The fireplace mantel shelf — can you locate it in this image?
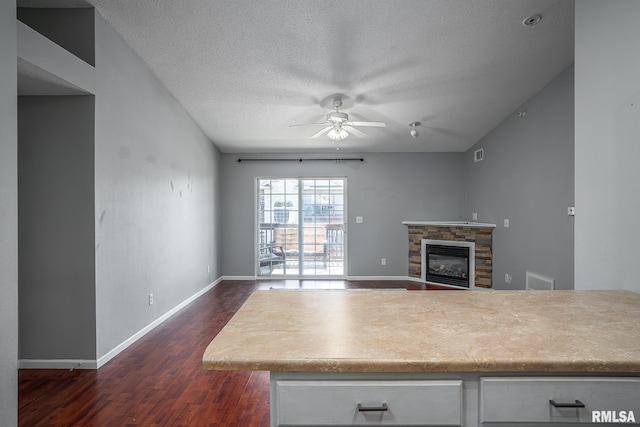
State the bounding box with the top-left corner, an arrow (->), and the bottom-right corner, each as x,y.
402,220 -> 496,228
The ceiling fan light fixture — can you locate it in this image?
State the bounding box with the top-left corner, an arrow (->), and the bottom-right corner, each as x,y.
292,95 -> 385,142
327,127 -> 349,141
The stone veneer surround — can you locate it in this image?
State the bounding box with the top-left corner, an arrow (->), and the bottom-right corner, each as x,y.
408,225 -> 493,288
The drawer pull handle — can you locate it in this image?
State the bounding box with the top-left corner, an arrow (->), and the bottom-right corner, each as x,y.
549,399 -> 585,408
357,403 -> 388,412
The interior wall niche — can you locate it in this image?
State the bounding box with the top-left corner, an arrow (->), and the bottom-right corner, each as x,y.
17,7 -> 95,66
18,95 -> 97,362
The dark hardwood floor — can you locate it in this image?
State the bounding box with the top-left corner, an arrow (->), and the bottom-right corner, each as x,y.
18,279 -> 450,426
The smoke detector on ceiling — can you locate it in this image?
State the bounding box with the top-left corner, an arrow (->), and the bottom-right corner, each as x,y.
523,14 -> 542,27
409,121 -> 420,138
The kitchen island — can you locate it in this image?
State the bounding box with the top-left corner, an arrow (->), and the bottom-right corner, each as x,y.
203,290 -> 640,426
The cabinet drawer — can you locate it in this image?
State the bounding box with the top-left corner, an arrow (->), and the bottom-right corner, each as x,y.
480,377 -> 640,424
274,380 -> 462,426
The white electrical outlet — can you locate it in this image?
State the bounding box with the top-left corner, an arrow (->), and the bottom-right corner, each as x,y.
356,216 -> 364,223
568,207 -> 575,216
505,274 -> 512,283
381,258 -> 386,266
149,293 -> 154,305
504,218 -> 510,228
472,213 -> 478,221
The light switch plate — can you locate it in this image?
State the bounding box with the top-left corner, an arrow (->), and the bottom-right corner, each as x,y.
355,216 -> 363,223
504,219 -> 510,228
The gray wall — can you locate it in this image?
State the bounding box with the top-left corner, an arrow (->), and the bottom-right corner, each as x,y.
18,96 -> 97,361
465,66 -> 575,290
94,12 -> 221,359
0,1 -> 18,424
575,1 -> 640,292
221,152 -> 465,277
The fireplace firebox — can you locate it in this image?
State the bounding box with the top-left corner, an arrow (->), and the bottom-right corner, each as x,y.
421,239 -> 475,289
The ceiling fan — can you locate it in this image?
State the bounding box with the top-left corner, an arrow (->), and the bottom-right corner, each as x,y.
291,98 -> 386,142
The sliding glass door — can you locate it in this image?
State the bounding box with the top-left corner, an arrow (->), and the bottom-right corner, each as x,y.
257,177 -> 346,277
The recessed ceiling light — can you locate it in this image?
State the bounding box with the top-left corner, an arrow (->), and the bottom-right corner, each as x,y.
523,14 -> 542,27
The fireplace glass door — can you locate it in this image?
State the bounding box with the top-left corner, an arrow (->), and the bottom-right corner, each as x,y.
426,244 -> 470,288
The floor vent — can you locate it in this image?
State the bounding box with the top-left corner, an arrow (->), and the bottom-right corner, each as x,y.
526,271 -> 555,290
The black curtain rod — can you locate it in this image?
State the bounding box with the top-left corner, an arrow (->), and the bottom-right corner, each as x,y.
237,158 -> 364,163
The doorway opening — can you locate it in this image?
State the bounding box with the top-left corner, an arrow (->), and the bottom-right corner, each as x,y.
257,178 -> 346,277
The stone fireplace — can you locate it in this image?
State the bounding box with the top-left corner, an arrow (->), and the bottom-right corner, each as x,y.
403,221 -> 495,289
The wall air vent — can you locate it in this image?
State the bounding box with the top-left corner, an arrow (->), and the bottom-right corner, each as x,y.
474,148 -> 484,163
526,271 -> 555,290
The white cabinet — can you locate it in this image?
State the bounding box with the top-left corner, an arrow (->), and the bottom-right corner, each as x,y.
480,377 -> 640,425
270,373 -> 640,427
273,379 -> 462,426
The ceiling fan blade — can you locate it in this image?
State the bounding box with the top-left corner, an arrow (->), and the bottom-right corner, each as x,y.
289,123 -> 329,127
310,126 -> 333,138
343,126 -> 367,137
348,121 -> 386,128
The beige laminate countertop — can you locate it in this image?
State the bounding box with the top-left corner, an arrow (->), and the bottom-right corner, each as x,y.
202,289 -> 640,373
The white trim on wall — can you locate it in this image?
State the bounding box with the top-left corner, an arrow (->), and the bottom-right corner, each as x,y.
19,359 -> 98,370
221,275 -> 258,281
223,275 -> 421,282
347,276 -> 418,281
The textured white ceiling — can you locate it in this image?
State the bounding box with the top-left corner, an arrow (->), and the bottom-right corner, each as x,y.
21,0 -> 575,153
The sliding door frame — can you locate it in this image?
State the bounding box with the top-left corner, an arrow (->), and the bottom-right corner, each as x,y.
255,176 -> 347,278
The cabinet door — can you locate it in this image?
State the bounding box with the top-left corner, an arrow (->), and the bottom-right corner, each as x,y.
480,377 -> 640,424
274,380 -> 462,426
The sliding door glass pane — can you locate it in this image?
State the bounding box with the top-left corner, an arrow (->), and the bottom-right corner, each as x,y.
300,178 -> 344,276
258,178 -> 297,276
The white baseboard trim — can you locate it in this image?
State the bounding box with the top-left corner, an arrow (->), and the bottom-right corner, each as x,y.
96,278 -> 222,368
347,275 -> 418,281
220,275 -> 257,281
220,275 -> 420,282
19,359 -> 97,370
